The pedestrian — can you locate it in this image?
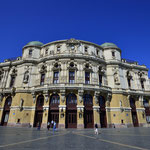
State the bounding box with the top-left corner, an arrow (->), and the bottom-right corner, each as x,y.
47,122 -> 50,130
37,122 -> 40,131
53,121 -> 56,134
94,123 -> 98,135
51,120 -> 54,128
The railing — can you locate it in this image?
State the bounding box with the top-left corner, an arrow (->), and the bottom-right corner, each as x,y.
4,56 -> 22,62
122,58 -> 138,65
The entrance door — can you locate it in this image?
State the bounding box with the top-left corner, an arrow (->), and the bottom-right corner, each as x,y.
132,111 -> 139,127
100,111 -> 107,128
34,111 -> 43,127
49,111 -> 59,128
84,110 -> 93,128
2,111 -> 10,126
66,110 -> 77,128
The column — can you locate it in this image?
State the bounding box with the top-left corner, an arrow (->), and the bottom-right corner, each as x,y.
42,90 -> 49,128
58,90 -> 66,128
93,92 -> 100,127
77,90 -> 84,128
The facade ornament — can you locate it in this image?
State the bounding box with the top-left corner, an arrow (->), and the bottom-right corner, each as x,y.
11,87 -> 16,96
94,92 -> 99,104
107,93 -> 112,102
11,67 -> 17,76
60,90 -> 66,103
32,92 -> 36,103
78,89 -> 84,103
39,64 -> 47,73
114,71 -> 120,85
23,71 -> 29,83
44,90 -> 49,103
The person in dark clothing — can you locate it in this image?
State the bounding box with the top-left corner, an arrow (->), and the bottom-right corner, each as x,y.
95,123 -> 98,135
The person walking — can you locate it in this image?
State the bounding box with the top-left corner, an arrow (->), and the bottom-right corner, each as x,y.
51,120 -> 54,128
95,123 -> 98,135
47,122 -> 50,130
53,121 -> 56,134
37,122 -> 40,131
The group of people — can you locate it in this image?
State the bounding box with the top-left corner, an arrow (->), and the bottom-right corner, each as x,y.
38,121 -> 99,135
47,120 -> 57,132
37,120 -> 57,133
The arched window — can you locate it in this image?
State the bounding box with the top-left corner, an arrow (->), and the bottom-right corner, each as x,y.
130,98 -> 135,108
99,96 -> 105,107
50,94 -> 60,104
5,97 -> 12,108
36,95 -> 44,107
67,93 -> 77,104
83,94 -> 93,105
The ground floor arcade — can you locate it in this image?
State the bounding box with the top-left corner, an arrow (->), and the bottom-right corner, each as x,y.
0,90 -> 150,128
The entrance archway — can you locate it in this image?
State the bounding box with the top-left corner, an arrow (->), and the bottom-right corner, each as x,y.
130,97 -> 139,127
49,94 -> 60,128
99,96 -> 107,128
1,96 -> 12,126
83,94 -> 93,128
34,95 -> 44,127
66,93 -> 77,128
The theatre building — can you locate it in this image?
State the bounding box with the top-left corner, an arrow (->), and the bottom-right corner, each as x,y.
0,38 -> 150,128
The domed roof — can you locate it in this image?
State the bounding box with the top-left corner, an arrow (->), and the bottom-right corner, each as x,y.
26,41 -> 44,47
101,42 -> 118,48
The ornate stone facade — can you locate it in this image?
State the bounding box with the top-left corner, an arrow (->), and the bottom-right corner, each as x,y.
0,39 -> 150,128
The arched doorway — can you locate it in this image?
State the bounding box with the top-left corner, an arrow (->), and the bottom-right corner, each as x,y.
83,94 -> 93,128
49,94 -> 60,128
99,96 -> 107,128
66,93 -> 77,128
1,96 -> 12,126
34,95 -> 44,127
143,99 -> 150,124
130,97 -> 139,127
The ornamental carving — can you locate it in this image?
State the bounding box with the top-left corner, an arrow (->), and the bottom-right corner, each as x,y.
39,64 -> 47,73
23,71 -> 29,83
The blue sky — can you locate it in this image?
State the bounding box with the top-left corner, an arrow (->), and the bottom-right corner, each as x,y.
0,0 -> 150,75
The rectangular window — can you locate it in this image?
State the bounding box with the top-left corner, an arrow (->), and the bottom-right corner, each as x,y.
45,49 -> 48,55
140,80 -> 144,89
85,46 -> 88,53
40,74 -> 45,85
53,72 -> 59,84
112,51 -> 115,57
127,78 -> 131,88
99,74 -> 102,86
29,49 -> 32,56
69,71 -> 75,84
10,76 -> 15,88
85,72 -> 90,84
57,46 -> 61,51
97,49 -> 99,55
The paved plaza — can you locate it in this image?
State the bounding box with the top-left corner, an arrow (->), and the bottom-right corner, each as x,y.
0,127 -> 150,150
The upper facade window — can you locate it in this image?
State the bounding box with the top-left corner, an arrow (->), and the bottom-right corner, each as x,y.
10,76 -> 15,88
85,46 -> 88,53
96,49 -> 99,56
112,51 -> 115,57
53,72 -> 59,84
40,73 -> 45,86
99,74 -> 102,86
57,46 -> 61,51
69,71 -> 75,84
85,72 -> 90,84
45,49 -> 48,55
29,49 -> 32,56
